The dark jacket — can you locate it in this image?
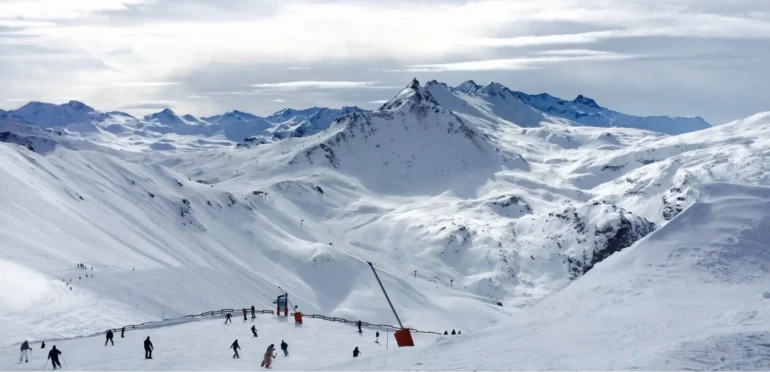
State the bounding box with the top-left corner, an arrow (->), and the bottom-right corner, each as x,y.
353,347 -> 360,357
230,340 -> 240,350
21,341 -> 30,351
281,341 -> 288,350
106,330 -> 114,339
47,348 -> 61,360
144,338 -> 153,351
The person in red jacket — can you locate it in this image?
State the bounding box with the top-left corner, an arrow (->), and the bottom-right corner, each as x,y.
242,308 -> 248,321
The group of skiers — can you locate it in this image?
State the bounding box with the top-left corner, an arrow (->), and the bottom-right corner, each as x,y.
76,263 -> 92,270
225,306 -> 258,324
443,329 -> 461,335
18,341 -> 63,370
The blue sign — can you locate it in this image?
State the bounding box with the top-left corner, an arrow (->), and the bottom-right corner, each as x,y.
278,297 -> 286,309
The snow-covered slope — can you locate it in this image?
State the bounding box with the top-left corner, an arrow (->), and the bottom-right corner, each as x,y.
337,182 -> 770,371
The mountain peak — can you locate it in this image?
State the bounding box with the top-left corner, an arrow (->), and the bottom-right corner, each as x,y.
379,78 -> 439,111
573,94 -> 600,108
456,80 -> 482,93
478,82 -> 508,95
65,100 -> 95,112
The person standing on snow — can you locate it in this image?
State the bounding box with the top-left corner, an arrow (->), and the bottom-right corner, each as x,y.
242,308 -> 248,321
121,327 -> 125,338
261,344 -> 276,368
225,313 -> 232,324
375,331 -> 380,343
144,336 -> 153,359
280,340 -> 288,357
451,329 -> 456,335
47,346 -> 62,370
251,305 -> 256,319
356,320 -> 362,333
230,339 -> 240,359
353,347 -> 361,358
19,340 -> 31,363
251,325 -> 258,337
105,330 -> 115,346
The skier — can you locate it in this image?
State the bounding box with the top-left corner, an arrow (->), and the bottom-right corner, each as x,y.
280,340 -> 288,357
225,313 -> 232,324
261,344 -> 276,368
444,330 -> 448,335
230,339 -> 240,359
375,331 -> 380,343
353,347 -> 361,358
47,346 -> 62,370
251,325 -> 258,337
144,336 -> 153,359
19,340 -> 31,363
41,341 -> 45,349
458,330 -> 462,335
121,327 -> 125,338
356,320 -> 362,333
105,329 -> 114,346
451,329 -> 456,335
251,305 -> 256,319
242,308 -> 247,321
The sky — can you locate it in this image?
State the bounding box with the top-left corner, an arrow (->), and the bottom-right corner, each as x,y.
0,0 -> 769,124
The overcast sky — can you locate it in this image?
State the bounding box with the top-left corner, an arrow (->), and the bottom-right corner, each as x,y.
1,0 -> 769,123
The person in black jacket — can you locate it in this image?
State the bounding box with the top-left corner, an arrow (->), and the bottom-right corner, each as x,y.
353,347 -> 361,358
251,305 -> 256,319
224,313 -> 232,324
251,325 -> 258,337
47,346 -> 62,370
356,320 -> 362,333
451,329 -> 456,335
280,340 -> 288,357
105,330 -> 114,346
144,337 -> 153,359
121,327 -> 125,338
230,339 -> 240,359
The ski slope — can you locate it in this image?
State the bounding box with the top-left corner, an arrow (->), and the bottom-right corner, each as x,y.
0,316 -> 436,371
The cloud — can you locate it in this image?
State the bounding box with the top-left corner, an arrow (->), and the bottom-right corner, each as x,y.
111,81 -> 180,87
273,99 -> 285,102
250,81 -> 396,90
369,100 -> 388,104
402,53 -> 637,72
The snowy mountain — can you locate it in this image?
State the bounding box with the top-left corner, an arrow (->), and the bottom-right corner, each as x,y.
512,89 -> 711,135
8,100 -> 109,128
0,77 -> 768,371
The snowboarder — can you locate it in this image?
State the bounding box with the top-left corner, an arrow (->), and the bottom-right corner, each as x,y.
19,340 -> 31,363
225,313 -> 232,324
230,339 -> 240,359
451,329 -> 456,335
242,308 -> 247,321
375,331 -> 380,343
280,340 -> 288,357
251,325 -> 258,337
105,330 -> 114,346
353,347 -> 361,358
357,320 -> 362,333
144,336 -> 153,359
251,305 -> 256,319
121,327 -> 125,338
47,346 -> 62,370
261,344 -> 276,368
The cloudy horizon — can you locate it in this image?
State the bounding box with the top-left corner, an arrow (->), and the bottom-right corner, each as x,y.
1,0 -> 769,124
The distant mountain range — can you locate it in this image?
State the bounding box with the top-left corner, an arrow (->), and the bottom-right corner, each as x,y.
0,79 -> 711,146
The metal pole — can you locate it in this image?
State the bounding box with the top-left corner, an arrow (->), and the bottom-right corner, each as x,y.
366,262 -> 404,329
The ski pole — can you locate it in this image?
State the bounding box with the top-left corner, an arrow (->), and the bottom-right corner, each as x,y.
61,356 -> 66,366
43,359 -> 48,370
